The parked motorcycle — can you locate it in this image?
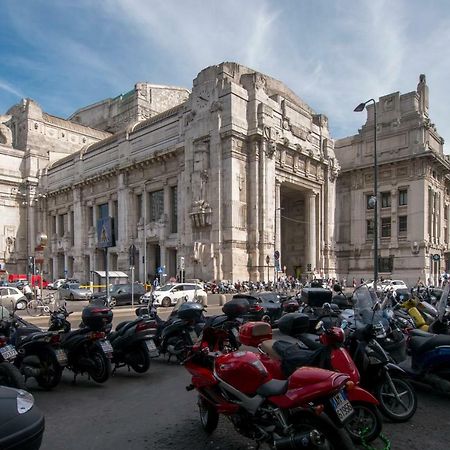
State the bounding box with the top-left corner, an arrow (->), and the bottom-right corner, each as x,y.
1,303 -> 67,390
242,315 -> 383,443
184,309 -> 356,449
48,304 -> 113,383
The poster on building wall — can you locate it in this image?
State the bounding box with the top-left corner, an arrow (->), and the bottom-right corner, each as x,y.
97,217 -> 115,248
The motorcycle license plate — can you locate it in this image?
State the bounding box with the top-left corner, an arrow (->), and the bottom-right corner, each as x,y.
55,349 -> 68,366
189,330 -> 198,344
145,339 -> 159,357
330,391 -> 354,423
0,345 -> 17,361
100,340 -> 113,355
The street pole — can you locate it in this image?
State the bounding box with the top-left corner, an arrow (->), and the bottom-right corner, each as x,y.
354,99 -> 378,288
131,265 -> 135,307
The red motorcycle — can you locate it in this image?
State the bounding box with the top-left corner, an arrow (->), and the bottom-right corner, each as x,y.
184,303 -> 356,450
240,314 -> 382,444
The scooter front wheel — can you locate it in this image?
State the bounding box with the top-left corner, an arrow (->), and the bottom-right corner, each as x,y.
198,395 -> 219,434
88,350 -> 111,383
345,402 -> 382,443
376,376 -> 417,422
128,342 -> 151,373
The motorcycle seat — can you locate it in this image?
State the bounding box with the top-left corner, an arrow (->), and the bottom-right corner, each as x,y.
260,339 -> 282,360
256,379 -> 288,397
409,333 -> 450,355
12,328 -> 44,345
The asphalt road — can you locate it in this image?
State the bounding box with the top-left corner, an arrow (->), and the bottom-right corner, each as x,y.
27,353 -> 450,450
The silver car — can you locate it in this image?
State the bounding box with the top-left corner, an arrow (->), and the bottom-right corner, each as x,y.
0,286 -> 27,309
58,282 -> 92,301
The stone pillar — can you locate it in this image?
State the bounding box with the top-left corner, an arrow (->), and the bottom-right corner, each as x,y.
52,258 -> 58,280
275,179 -> 281,255
117,173 -> 129,248
307,191 -> 318,272
248,140 -> 259,280
164,183 -> 171,237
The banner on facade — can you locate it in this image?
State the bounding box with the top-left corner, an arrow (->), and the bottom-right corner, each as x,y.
97,217 -> 115,248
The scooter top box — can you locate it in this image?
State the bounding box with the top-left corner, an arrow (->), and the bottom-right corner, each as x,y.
239,321 -> 272,347
301,288 -> 332,307
82,305 -> 113,331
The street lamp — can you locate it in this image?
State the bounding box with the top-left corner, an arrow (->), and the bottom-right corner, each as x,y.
354,99 -> 378,286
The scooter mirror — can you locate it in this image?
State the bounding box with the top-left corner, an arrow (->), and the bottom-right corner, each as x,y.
315,320 -> 324,331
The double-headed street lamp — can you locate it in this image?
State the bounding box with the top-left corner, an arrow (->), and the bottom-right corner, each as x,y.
354,99 -> 378,286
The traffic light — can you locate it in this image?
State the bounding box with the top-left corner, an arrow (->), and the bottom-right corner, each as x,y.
28,256 -> 35,273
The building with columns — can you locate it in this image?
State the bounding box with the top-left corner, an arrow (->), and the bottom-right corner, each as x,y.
1,62 -> 339,283
1,64 -> 448,286
335,75 -> 450,286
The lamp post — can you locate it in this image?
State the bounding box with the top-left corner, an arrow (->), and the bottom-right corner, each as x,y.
354,99 -> 378,286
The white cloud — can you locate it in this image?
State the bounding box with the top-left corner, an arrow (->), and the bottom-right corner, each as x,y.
0,80 -> 23,99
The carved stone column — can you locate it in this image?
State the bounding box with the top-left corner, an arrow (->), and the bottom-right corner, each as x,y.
307,191 -> 318,272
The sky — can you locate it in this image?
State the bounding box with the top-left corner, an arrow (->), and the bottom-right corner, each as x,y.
1,0 -> 450,143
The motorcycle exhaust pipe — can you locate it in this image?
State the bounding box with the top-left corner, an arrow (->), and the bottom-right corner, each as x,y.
273,430 -> 324,450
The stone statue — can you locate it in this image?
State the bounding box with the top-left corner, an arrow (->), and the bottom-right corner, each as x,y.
0,115 -> 13,146
417,74 -> 429,115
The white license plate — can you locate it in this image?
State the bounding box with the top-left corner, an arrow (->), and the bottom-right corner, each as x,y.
100,340 -> 113,355
0,345 -> 17,361
145,339 -> 159,357
330,391 -> 354,422
189,330 -> 198,344
55,349 -> 68,366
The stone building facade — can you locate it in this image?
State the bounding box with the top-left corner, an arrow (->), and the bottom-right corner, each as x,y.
335,75 -> 450,286
0,63 -> 339,283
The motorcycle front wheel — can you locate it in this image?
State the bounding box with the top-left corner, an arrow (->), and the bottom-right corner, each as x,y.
344,402 -> 382,443
128,342 -> 151,373
88,350 -> 111,383
0,361 -> 26,389
36,349 -> 63,390
198,395 -> 219,434
291,412 -> 356,450
376,376 -> 417,422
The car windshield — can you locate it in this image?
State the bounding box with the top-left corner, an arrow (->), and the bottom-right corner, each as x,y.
158,284 -> 175,292
352,285 -> 385,326
109,285 -> 124,293
68,283 -> 81,289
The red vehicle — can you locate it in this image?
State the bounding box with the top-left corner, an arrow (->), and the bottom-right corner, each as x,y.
7,274 -> 48,288
184,314 -> 356,450
240,316 -> 382,444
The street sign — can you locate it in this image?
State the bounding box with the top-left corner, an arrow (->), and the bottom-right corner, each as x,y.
97,217 -> 115,248
432,254 -> 440,261
129,244 -> 137,266
179,256 -> 185,270
274,250 -> 280,260
157,266 -> 166,275
35,246 -> 44,264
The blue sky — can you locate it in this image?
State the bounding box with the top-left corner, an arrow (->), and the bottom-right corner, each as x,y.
1,0 -> 449,142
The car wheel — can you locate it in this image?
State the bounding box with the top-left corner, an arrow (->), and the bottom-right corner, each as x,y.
261,314 -> 271,323
109,297 -> 117,308
162,297 -> 171,308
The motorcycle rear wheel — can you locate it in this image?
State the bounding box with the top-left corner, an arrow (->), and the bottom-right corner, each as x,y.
291,412 -> 355,450
376,376 -> 417,422
0,361 -> 26,390
129,343 -> 151,373
88,350 -> 111,383
36,350 -> 63,390
344,402 -> 382,443
198,396 -> 219,434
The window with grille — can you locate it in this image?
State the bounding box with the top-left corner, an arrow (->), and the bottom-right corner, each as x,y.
398,189 -> 408,206
367,219 -> 374,239
150,190 -> 164,221
398,216 -> 407,234
381,217 -> 391,237
98,203 -> 108,219
381,192 -> 391,208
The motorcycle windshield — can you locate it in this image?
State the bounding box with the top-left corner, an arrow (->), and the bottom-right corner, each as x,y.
352,285 -> 385,327
437,283 -> 450,321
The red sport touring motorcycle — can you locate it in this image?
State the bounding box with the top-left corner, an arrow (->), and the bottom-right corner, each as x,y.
183,301 -> 356,449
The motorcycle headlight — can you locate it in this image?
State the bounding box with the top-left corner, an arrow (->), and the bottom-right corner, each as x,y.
16,390 -> 34,414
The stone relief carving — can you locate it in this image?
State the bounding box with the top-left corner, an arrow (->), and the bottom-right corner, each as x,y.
184,110 -> 196,126
0,115 -> 13,146
266,140 -> 277,158
209,100 -> 223,113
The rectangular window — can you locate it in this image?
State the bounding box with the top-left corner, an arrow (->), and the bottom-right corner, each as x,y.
366,219 -> 374,239
87,206 -> 93,227
379,256 -> 394,273
51,216 -> 56,235
58,215 -> 64,236
445,206 -> 449,221
398,215 -> 407,234
398,189 -> 408,206
98,203 -> 108,219
150,190 -> 164,221
366,194 -> 374,209
381,217 -> 391,237
171,186 -> 178,233
381,192 -> 391,208
136,194 -> 142,223
445,227 -> 448,244
113,200 -> 118,240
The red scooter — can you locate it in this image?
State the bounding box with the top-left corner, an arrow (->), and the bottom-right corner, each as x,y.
239,314 -> 382,444
184,303 -> 356,450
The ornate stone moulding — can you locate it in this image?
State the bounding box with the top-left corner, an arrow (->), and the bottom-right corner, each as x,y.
190,200 -> 212,227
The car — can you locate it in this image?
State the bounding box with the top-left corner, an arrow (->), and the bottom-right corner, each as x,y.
0,385 -> 45,450
0,286 -> 28,309
47,279 -> 67,290
58,282 -> 92,300
383,279 -> 408,292
90,283 -> 146,307
150,283 -> 207,307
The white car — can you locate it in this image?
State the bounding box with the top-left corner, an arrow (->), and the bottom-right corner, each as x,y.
150,283 -> 207,307
47,279 -> 67,290
0,286 -> 28,309
383,280 -> 408,292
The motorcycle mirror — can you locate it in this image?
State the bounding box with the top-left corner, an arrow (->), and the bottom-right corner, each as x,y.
322,302 -> 331,311
315,320 -> 324,331
372,301 -> 381,311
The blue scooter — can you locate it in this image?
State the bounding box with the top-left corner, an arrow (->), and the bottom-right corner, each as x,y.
399,283 -> 450,391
